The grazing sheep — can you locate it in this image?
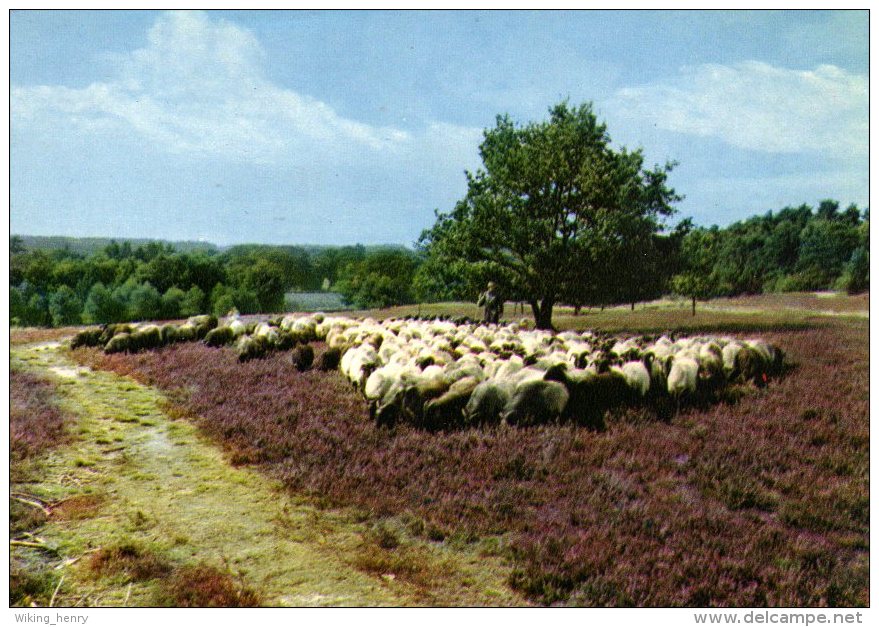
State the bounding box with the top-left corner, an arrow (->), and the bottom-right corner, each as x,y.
732,345 -> 768,386
316,346 -> 343,371
100,323 -> 134,345
501,379 -> 569,427
373,374 -> 435,428
463,380 -> 513,426
235,335 -> 270,362
422,376 -> 480,431
667,355 -> 700,402
160,324 -> 180,345
275,330 -> 298,351
746,339 -> 785,378
129,325 -> 163,352
290,344 -> 315,372
401,378 -> 451,427
187,314 -> 218,339
619,358 -> 652,398
543,363 -> 624,429
373,379 -> 406,427
176,324 -> 198,343
722,341 -> 746,378
70,327 -> 104,349
204,326 -> 237,347
104,332 -> 132,354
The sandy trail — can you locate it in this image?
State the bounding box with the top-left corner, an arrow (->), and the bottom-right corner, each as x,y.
15,343 -> 413,607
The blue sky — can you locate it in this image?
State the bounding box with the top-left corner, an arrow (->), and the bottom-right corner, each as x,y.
10,9 -> 869,246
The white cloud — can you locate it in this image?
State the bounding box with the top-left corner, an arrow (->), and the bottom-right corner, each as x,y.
610,61 -> 867,158
11,10 -> 479,166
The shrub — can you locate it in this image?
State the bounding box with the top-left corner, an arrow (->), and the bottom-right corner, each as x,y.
161,564 -> 261,607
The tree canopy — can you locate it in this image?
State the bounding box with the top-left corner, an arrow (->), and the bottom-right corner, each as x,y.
419,101 -> 681,329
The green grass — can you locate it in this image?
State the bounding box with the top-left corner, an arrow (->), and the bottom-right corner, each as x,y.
354,292 -> 866,334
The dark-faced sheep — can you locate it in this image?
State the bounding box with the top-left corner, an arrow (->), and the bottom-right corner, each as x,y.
70,327 -> 104,349
501,379 -> 569,427
316,346 -> 343,371
100,323 -> 134,345
176,324 -> 198,343
187,314 -> 218,339
104,332 -> 132,354
236,335 -> 270,362
275,330 -> 298,351
421,376 -> 480,431
204,326 -> 237,348
463,380 -> 513,427
129,325 -> 162,352
290,344 -> 315,372
160,324 -> 179,345
543,363 -> 623,429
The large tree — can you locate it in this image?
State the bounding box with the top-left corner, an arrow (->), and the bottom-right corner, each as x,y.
420,101 -> 680,329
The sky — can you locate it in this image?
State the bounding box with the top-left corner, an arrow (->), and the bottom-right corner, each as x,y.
9,9 -> 869,247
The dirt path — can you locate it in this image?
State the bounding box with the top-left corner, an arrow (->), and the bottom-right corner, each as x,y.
13,343 -> 520,607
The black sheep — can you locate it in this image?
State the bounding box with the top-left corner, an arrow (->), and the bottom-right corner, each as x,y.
291,344 -> 315,371
316,346 -> 343,371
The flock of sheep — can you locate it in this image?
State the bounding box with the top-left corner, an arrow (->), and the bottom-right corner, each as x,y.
71,311 -> 785,431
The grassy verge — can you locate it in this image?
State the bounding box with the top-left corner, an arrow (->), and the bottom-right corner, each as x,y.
352,292 -> 866,335
11,340 -> 523,606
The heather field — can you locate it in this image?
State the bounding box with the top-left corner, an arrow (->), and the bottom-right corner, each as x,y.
61,295 -> 869,607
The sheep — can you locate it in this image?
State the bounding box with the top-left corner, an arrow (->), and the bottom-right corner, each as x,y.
501,379 -> 569,427
365,364 -> 410,406
722,341 -> 746,378
666,355 -> 700,403
100,323 -> 134,345
70,327 -> 104,349
316,346 -> 343,371
235,335 -> 270,362
746,339 -> 785,378
421,376 -> 481,431
731,345 -> 773,387
204,325 -> 238,347
373,378 -> 408,427
160,324 -> 180,346
543,363 -> 625,429
373,373 -> 444,428
696,342 -> 725,392
290,344 -> 315,372
176,324 -> 199,343
187,314 -> 218,339
618,357 -> 652,398
463,380 -> 513,426
253,322 -> 280,347
129,325 -> 163,352
104,332 -> 132,354
341,345 -> 380,390
400,377 -> 451,427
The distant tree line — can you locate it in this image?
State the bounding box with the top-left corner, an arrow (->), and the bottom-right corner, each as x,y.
9,238 -> 419,327
671,200 -> 869,313
9,199 -> 868,329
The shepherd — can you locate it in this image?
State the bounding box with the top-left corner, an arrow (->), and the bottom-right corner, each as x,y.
476,281 -> 503,325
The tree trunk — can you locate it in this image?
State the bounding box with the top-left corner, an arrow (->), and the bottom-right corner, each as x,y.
691,296 -> 696,316
574,304 -> 581,316
631,301 -> 635,311
531,298 -> 555,330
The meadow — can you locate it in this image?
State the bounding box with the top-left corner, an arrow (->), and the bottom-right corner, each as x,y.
54,293 -> 867,606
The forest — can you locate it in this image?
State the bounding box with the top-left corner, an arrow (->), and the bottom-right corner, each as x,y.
9,198 -> 869,328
